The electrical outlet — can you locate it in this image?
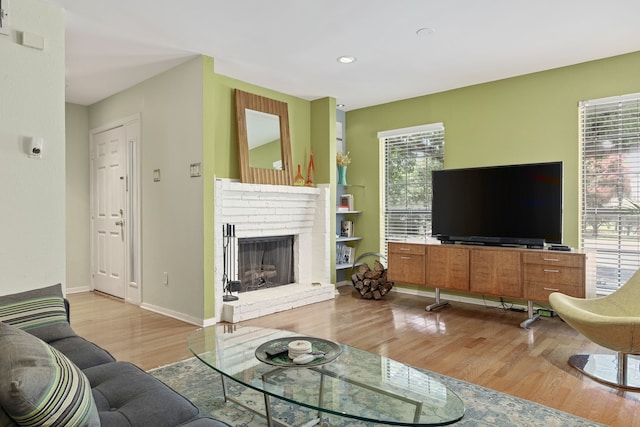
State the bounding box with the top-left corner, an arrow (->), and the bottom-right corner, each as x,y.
162,272 -> 168,285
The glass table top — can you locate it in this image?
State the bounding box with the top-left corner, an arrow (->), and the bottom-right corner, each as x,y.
187,325 -> 464,426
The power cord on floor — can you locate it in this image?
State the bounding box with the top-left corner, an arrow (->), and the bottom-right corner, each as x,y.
481,295 -> 524,311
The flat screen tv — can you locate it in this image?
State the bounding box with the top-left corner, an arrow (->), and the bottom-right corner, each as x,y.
431,161 -> 563,248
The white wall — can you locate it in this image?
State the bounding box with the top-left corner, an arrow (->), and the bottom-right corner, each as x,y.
65,104 -> 91,291
0,0 -> 65,294
87,56 -> 205,321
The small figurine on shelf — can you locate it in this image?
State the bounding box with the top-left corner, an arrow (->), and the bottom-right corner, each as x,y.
294,164 -> 305,186
305,149 -> 315,187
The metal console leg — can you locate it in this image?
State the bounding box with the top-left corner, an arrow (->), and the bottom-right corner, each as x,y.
519,300 -> 540,329
426,288 -> 450,311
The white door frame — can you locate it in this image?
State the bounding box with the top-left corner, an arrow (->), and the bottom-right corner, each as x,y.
90,114 -> 142,305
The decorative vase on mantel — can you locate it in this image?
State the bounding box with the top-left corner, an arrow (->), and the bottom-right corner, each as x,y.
337,165 -> 348,185
294,164 -> 305,186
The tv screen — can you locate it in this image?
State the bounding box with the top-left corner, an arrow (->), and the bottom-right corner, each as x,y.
431,161 -> 563,247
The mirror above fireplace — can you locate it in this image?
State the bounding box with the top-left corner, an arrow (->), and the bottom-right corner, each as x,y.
235,89 -> 293,185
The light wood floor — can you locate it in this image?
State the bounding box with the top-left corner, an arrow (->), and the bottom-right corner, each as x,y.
67,287 -> 640,427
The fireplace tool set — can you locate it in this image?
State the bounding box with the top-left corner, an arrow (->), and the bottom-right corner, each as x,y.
222,224 -> 241,302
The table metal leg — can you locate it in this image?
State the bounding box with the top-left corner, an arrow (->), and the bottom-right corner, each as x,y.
220,375 -> 228,402
225,365 -> 423,426
260,369 -> 320,427
263,392 -> 274,427
317,369 -> 325,422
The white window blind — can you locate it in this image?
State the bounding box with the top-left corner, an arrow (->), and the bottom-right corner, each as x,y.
380,124 -> 444,256
580,94 -> 640,294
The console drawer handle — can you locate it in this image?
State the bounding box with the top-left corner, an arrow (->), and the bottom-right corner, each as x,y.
544,287 -> 560,292
401,256 -> 411,260
543,258 -> 559,262
400,247 -> 411,251
543,269 -> 560,273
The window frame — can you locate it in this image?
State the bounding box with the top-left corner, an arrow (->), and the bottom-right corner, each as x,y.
580,93 -> 640,294
379,123 -> 445,258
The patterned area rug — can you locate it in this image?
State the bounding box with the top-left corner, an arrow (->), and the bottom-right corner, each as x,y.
150,357 -> 606,427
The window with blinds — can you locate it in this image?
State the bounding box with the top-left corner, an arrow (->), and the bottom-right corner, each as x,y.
580,94 -> 640,294
380,124 -> 444,256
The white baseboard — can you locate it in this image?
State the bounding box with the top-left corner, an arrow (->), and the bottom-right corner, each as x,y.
140,302 -> 215,327
66,285 -> 91,294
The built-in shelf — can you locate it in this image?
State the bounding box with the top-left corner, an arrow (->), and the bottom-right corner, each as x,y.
336,262 -> 363,270
337,183 -> 365,188
337,236 -> 362,243
336,210 -> 361,276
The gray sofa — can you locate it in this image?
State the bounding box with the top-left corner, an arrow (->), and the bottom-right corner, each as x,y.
0,284 -> 229,427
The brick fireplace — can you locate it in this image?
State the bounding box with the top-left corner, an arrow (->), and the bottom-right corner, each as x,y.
214,179 -> 334,323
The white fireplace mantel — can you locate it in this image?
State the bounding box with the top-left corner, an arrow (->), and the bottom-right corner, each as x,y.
213,179 -> 334,323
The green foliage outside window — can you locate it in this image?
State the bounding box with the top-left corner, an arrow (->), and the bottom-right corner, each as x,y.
384,128 -> 444,243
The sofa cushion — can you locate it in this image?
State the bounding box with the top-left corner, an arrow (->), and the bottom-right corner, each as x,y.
83,361 -> 201,427
49,335 -> 116,369
0,322 -> 100,427
0,406 -> 17,427
0,284 -> 76,342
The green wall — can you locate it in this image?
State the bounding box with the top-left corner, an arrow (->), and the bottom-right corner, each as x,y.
347,51 -> 640,256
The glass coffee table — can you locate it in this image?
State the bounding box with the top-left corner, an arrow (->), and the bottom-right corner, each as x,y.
188,325 -> 464,426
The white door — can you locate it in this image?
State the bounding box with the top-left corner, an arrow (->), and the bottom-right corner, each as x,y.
92,126 -> 126,298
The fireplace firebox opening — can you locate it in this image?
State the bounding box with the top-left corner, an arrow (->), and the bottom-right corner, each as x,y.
238,235 -> 295,293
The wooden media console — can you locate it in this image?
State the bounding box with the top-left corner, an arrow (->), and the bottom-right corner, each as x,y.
387,242 -> 596,328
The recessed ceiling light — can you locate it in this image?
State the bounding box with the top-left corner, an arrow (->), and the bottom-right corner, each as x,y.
337,103 -> 345,108
337,56 -> 356,64
416,27 -> 435,37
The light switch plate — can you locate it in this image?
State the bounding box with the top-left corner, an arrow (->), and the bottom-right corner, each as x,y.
153,169 -> 161,182
190,163 -> 201,177
22,31 -> 44,50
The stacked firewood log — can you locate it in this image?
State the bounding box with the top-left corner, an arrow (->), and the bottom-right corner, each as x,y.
351,260 -> 394,300
241,264 -> 277,289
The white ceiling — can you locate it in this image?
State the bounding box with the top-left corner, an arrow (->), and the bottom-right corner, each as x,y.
42,0 -> 640,111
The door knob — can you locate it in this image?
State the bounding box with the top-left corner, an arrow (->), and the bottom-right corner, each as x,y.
115,220 -> 124,226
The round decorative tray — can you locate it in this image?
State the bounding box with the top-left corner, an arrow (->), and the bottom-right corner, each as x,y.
255,336 -> 342,367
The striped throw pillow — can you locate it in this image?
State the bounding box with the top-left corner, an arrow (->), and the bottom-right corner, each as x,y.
0,284 -> 75,342
0,322 -> 100,427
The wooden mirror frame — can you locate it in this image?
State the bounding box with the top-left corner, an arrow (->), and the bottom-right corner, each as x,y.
235,89 -> 292,185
